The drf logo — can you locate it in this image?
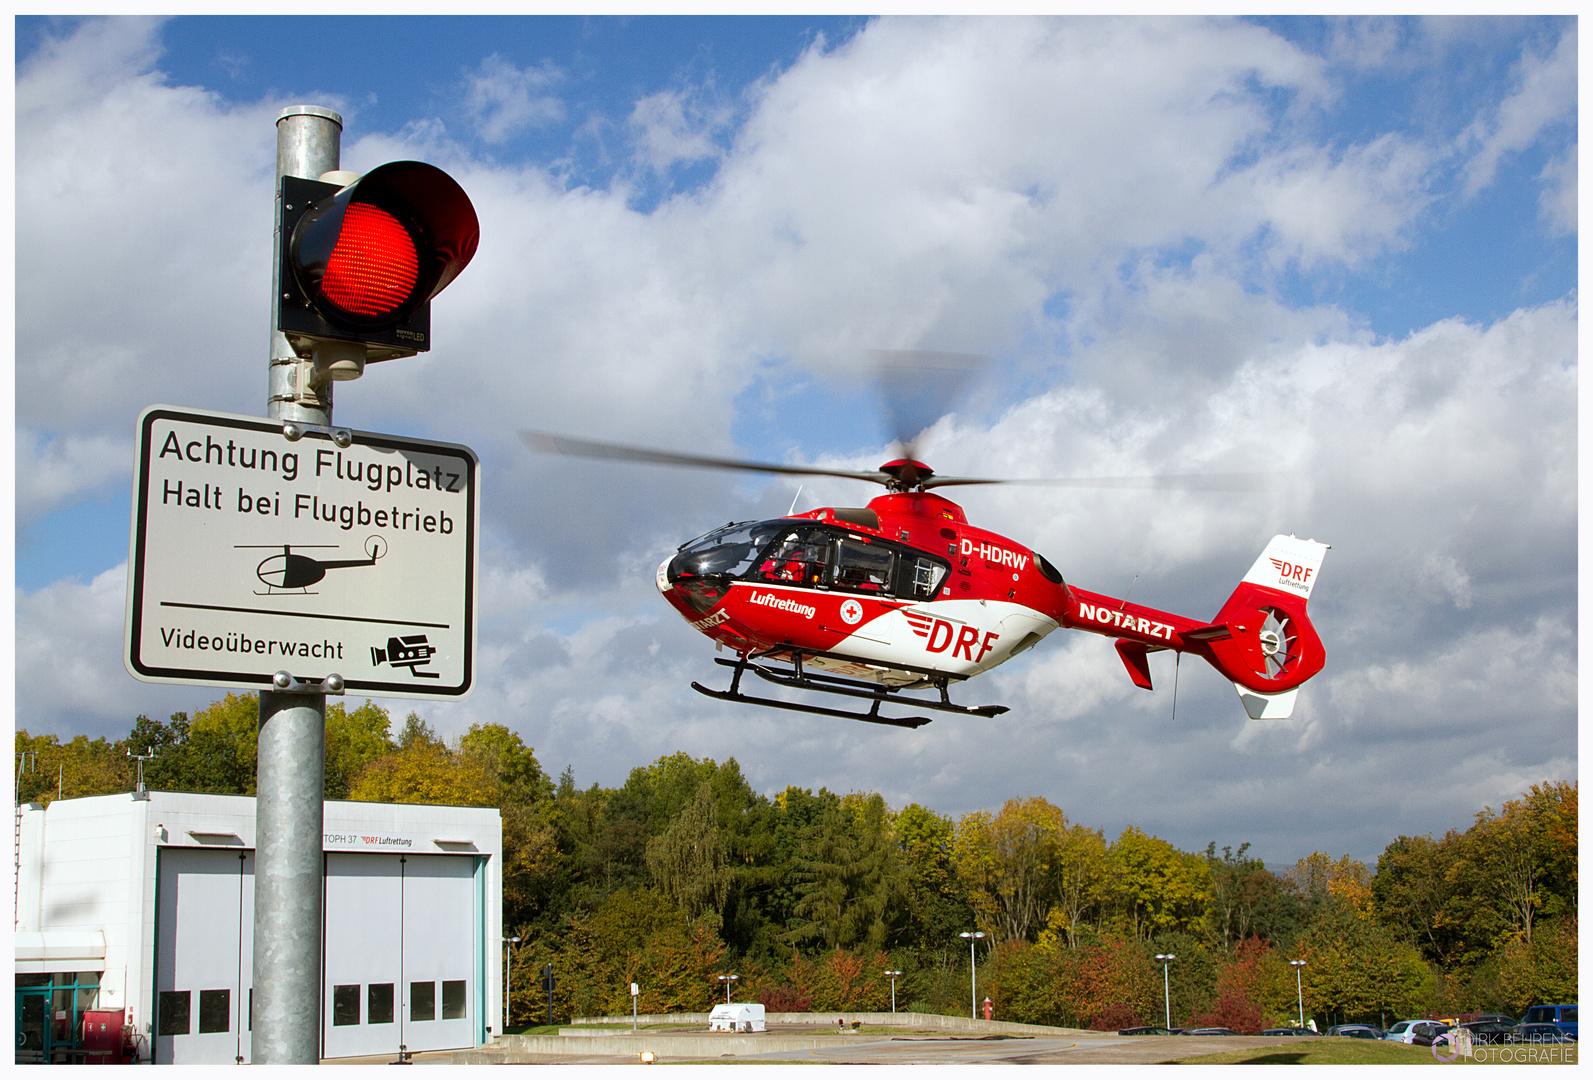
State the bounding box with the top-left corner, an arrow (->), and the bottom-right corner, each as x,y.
838,598 -> 864,625
1269,558 -> 1314,585
903,611 -> 999,662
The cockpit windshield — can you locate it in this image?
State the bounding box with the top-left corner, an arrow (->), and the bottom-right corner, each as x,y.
670,521 -> 786,580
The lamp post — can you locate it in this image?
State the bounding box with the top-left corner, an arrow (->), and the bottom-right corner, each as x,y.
958,932 -> 986,1020
1290,960 -> 1307,1029
502,937 -> 520,1030
717,974 -> 739,1004
1155,954 -> 1176,1030
883,970 -> 902,1014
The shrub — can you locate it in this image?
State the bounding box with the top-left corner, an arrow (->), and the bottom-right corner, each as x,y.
757,985 -> 813,1012
1088,1002 -> 1143,1030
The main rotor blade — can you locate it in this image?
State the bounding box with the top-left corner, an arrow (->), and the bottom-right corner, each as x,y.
923,472 -> 1289,492
520,431 -> 893,487
869,349 -> 986,460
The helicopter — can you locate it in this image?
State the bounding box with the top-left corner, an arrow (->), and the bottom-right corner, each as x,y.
521,355 -> 1328,728
239,536 -> 387,594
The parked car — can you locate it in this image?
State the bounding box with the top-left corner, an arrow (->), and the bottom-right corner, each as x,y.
1384,1020 -> 1449,1046
1461,1021 -> 1515,1046
1509,1023 -> 1577,1044
1262,1027 -> 1312,1036
1463,1013 -> 1517,1026
1520,1004 -> 1578,1038
1117,1027 -> 1176,1036
1189,1027 -> 1240,1036
1325,1024 -> 1383,1039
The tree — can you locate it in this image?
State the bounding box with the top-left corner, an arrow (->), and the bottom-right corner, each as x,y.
15,730 -> 129,804
955,797 -> 1069,944
787,793 -> 907,953
459,722 -> 554,805
324,700 -> 394,800
347,739 -> 495,807
1298,901 -> 1432,1024
1108,827 -> 1210,939
1372,832 -> 1462,964
1052,824 -> 1109,949
894,803 -> 972,957
646,781 -> 730,931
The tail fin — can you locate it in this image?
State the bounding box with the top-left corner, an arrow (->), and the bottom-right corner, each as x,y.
1198,535 -> 1329,719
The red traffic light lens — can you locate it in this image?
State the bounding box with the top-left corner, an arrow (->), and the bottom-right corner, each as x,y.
320,203 -> 420,319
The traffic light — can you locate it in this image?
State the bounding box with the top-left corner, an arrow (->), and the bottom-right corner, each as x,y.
277,161 -> 479,373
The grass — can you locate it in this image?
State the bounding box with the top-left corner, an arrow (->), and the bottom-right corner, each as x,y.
1167,1039 -> 1444,1065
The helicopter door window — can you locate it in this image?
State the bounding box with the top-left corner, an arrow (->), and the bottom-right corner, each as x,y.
897,555 -> 950,600
833,539 -> 895,593
751,527 -> 831,586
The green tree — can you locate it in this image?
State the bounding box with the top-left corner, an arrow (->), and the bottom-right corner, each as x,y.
347,739 -> 495,806
646,781 -> 731,931
894,803 -> 972,957
324,700 -> 394,800
1298,901 -> 1432,1025
15,730 -> 130,804
954,797 -> 1069,944
787,793 -> 907,953
1108,827 -> 1211,939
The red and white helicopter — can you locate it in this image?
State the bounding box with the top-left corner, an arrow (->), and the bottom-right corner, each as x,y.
523,357 -> 1327,728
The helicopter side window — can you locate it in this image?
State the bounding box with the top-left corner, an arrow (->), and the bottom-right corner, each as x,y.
750,527 -> 832,586
896,555 -> 950,600
833,538 -> 895,594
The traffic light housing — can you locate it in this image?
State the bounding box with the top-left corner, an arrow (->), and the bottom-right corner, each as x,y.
277,161 -> 479,367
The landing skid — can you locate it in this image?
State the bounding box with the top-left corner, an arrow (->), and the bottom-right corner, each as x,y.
690,654 -> 1010,729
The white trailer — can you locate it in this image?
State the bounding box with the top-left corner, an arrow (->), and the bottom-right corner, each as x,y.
709,1003 -> 766,1032
14,791 -> 502,1063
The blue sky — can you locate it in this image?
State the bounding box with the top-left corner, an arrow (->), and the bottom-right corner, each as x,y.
14,15 -> 1578,866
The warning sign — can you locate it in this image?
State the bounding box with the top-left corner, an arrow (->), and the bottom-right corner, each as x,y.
124,405 -> 478,699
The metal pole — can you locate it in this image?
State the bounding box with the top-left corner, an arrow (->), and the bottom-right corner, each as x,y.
251,104 -> 341,1067
506,945 -> 511,1030
970,939 -> 977,1020
1164,963 -> 1171,1029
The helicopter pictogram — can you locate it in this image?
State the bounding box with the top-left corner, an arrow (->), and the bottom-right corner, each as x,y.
240,535 -> 388,594
523,352 -> 1328,728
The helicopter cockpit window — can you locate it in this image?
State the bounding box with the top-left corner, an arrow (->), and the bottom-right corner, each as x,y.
833,538 -> 895,593
751,526 -> 831,586
671,522 -> 785,580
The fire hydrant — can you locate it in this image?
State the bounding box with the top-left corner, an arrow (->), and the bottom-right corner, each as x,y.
983,998 -> 993,1021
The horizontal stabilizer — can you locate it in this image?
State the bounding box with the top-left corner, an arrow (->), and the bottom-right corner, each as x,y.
1234,682 -> 1298,720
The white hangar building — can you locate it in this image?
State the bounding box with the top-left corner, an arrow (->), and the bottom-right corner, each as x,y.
14,791 -> 503,1064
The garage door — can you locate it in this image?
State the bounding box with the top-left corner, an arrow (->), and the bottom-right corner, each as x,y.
153,847 -> 254,1065
322,853 -> 479,1059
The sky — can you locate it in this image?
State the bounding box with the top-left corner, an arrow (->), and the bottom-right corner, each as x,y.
13,15 -> 1579,870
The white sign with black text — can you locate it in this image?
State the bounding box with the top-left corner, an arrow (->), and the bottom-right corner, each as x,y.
125,405 -> 478,699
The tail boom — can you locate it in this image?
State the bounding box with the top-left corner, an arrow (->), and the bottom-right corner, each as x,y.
1061,535 -> 1329,718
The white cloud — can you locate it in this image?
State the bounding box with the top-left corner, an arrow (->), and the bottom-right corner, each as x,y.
463,54 -> 563,144
1460,25 -> 1576,197
16,430 -> 129,523
1537,145 -> 1577,235
629,87 -> 731,173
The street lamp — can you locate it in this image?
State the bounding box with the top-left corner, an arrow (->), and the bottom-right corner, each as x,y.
502,937 -> 521,1030
717,974 -> 739,1004
883,970 -> 902,1014
958,932 -> 986,1020
1154,954 -> 1177,1030
1290,960 -> 1307,1029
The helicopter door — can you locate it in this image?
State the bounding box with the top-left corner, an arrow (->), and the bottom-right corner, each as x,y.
828,537 -> 897,644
